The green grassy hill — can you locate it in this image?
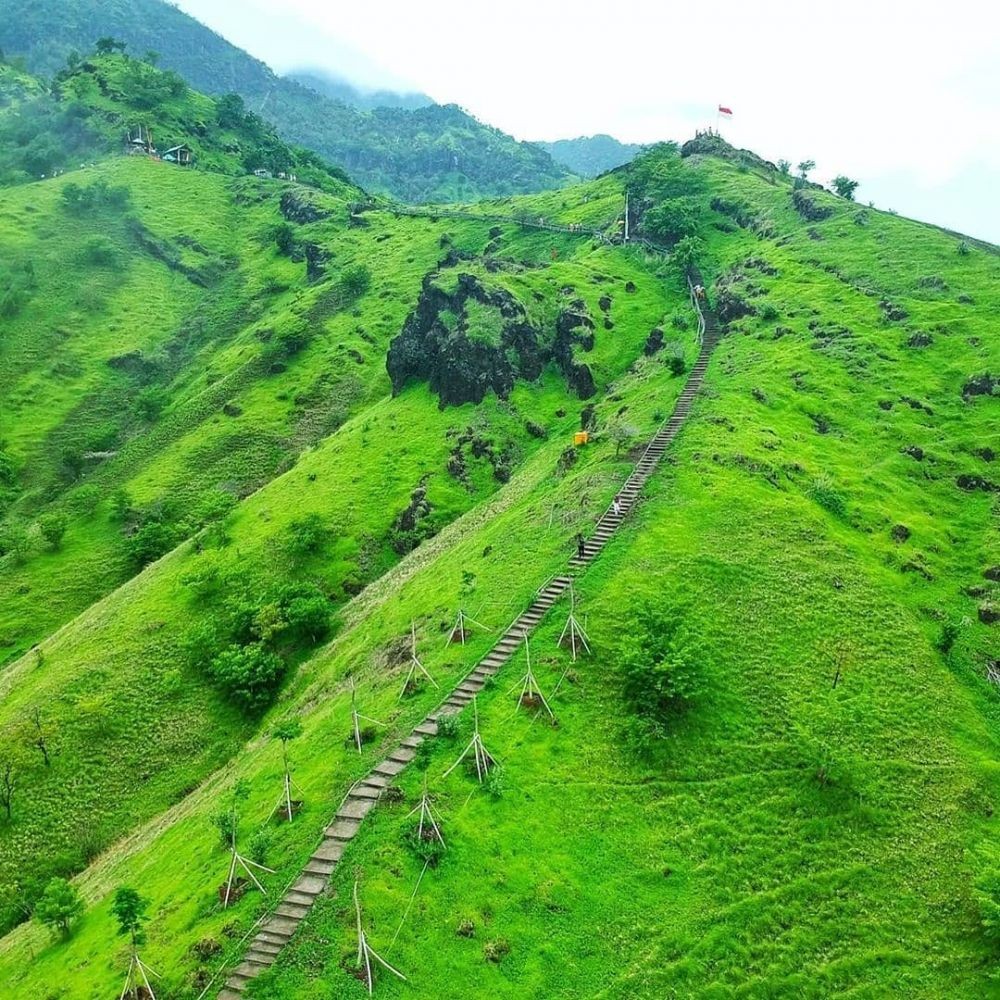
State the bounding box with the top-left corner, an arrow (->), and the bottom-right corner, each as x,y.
0,0 -> 574,202
0,122 -> 997,999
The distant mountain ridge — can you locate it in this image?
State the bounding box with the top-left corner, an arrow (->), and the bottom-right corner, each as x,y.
0,0 -> 572,202
538,134 -> 646,177
288,68 -> 433,111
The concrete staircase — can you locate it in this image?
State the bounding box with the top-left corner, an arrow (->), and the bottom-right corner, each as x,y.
217,293 -> 721,997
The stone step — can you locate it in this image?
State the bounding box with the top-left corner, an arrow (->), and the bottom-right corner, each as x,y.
293,873 -> 328,895
245,949 -> 278,968
325,817 -> 362,840
232,962 -> 265,981
351,784 -> 382,800
389,746 -> 417,764
218,989 -> 244,999
399,734 -> 423,748
256,930 -> 293,947
261,914 -> 300,937
304,859 -> 338,877
253,941 -> 283,956
414,721 -> 438,736
338,796 -> 376,820
372,759 -> 407,777
311,839 -> 346,862
279,894 -> 314,911
362,772 -> 392,788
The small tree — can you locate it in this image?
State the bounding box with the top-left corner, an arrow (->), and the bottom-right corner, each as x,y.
95,37 -> 127,56
797,159 -> 816,180
111,887 -> 148,948
35,877 -> 84,939
607,422 -> 639,458
0,753 -> 16,821
777,159 -> 791,175
832,175 -> 859,201
28,706 -> 51,766
285,513 -> 327,558
273,223 -> 296,256
339,263 -> 372,302
38,512 -> 67,551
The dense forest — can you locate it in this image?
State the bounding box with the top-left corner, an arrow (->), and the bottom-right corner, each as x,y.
0,0 -> 573,201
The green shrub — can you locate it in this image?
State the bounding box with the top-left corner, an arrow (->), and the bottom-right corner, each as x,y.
807,475 -> 848,519
285,513 -> 327,558
38,512 -> 67,550
208,643 -> 286,711
614,603 -> 702,742
81,235 -> 120,266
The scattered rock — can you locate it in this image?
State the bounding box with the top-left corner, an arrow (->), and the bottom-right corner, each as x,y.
878,400 -> 894,411
625,281 -> 637,293
279,189 -> 330,223
891,524 -> 911,543
901,445 -> 924,461
957,474 -> 999,493
644,329 -> 664,356
807,227 -> 823,241
598,294 -> 612,312
879,299 -> 909,322
957,293 -> 975,305
303,242 -> 328,282
791,189 -> 833,221
222,401 -> 243,417
906,331 -> 933,347
962,372 -> 996,398
751,387 -> 768,404
900,395 -> 932,414
977,447 -> 996,463
979,602 -> 999,625
525,420 -> 547,439
984,566 -> 1000,582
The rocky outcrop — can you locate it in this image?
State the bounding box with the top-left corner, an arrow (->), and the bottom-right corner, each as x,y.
279,190 -> 331,224
387,271 -> 597,407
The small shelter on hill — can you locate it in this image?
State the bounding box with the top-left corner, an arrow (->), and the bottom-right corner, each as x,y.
162,143 -> 192,166
125,125 -> 156,157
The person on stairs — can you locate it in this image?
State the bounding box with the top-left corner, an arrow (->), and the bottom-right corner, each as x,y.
612,496 -> 622,517
575,533 -> 586,559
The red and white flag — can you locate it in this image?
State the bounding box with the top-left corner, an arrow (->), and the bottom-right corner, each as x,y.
718,105 -> 733,117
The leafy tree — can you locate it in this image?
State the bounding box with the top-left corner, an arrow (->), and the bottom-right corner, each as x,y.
27,706 -> 51,766
35,878 -> 83,938
281,586 -> 330,643
670,235 -> 704,274
111,887 -> 147,947
338,263 -> 372,302
797,159 -> 816,180
0,521 -> 31,563
212,779 -> 249,847
286,513 -> 327,558
94,37 -> 127,56
832,175 -> 859,200
608,422 -> 639,458
273,223 -> 296,256
126,519 -> 176,568
208,643 -> 286,711
38,512 -> 67,550
777,159 -> 791,175
215,93 -> 247,129
642,200 -> 700,245
614,603 -> 703,743
0,752 -> 16,821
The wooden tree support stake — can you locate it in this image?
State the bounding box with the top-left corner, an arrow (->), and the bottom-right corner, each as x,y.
222,840 -> 275,909
447,608 -> 490,646
351,678 -> 386,754
354,880 -> 407,995
508,636 -> 555,720
443,697 -> 496,783
399,621 -> 438,700
119,950 -> 160,1000
405,777 -> 445,847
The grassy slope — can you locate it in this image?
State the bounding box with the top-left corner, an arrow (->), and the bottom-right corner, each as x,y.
0,155 -> 678,956
0,149 -> 997,997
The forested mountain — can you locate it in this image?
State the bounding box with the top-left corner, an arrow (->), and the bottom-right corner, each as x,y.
0,0 -> 573,201
539,133 -> 646,176
0,35 -> 997,990
288,68 -> 433,111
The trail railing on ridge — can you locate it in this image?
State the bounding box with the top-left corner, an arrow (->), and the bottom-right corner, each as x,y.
215,272 -> 720,997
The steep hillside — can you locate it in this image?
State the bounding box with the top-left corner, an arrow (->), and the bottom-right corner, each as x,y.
0,0 -> 573,201
539,133 -> 646,177
0,138 -> 997,999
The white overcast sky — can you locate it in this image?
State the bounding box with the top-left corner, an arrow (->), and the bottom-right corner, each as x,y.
176,0 -> 1000,242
